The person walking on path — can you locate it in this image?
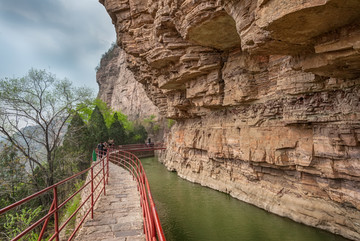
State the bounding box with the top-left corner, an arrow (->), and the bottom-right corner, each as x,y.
97,142 -> 104,159
92,149 -> 97,162
103,142 -> 108,157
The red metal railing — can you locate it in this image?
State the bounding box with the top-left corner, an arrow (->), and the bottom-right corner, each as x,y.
0,143 -> 166,241
0,151 -> 109,241
115,143 -> 166,152
109,145 -> 166,241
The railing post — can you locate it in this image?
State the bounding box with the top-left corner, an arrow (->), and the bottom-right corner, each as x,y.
37,199 -> 55,241
91,166 -> 94,219
106,148 -> 110,184
131,155 -> 135,181
103,157 -> 106,196
53,187 -> 59,241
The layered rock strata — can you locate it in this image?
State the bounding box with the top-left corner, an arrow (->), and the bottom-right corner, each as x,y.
97,45 -> 160,120
100,0 -> 360,239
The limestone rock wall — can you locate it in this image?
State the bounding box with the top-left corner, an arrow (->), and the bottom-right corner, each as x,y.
96,45 -> 160,121
100,0 -> 360,239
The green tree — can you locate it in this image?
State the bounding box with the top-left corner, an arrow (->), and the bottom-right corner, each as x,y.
78,98 -> 133,130
63,113 -> 91,153
128,124 -> 148,144
113,111 -> 133,131
58,112 -> 92,174
143,114 -> 161,136
0,69 -> 93,188
77,99 -> 112,126
108,113 -> 126,145
89,99 -> 113,128
88,106 -> 108,147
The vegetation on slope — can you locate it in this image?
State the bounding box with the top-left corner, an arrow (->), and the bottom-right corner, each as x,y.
0,69 -> 148,240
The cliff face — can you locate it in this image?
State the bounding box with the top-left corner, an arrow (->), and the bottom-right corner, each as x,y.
96,45 -> 160,120
100,0 -> 360,239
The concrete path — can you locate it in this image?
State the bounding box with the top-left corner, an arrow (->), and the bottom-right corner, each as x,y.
75,162 -> 145,241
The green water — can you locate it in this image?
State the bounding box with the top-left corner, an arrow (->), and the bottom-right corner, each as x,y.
141,157 -> 350,241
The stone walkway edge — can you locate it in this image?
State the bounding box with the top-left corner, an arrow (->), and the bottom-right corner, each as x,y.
75,162 -> 145,241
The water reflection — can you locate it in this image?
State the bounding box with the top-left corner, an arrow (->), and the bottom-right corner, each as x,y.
141,157 -> 349,241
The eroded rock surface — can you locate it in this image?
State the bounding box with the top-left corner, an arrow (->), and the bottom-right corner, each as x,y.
99,0 -> 360,239
97,46 -> 160,120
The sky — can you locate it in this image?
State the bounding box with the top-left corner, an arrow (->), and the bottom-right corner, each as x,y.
0,0 -> 116,92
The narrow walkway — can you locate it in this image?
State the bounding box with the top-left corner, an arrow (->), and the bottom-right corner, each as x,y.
75,162 -> 145,241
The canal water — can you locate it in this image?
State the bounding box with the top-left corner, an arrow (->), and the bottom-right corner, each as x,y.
141,157 -> 349,241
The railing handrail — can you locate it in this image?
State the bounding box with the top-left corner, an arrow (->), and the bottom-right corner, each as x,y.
116,143 -> 165,148
110,145 -> 166,241
0,160 -> 103,215
115,143 -> 166,153
0,143 -> 166,241
0,150 -> 109,241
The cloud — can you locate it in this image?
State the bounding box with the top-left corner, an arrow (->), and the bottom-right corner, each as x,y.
0,0 -> 115,91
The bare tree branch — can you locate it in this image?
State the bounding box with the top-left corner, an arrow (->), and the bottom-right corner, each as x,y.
0,69 -> 93,186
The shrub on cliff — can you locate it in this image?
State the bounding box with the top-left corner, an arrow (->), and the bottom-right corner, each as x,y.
127,124 -> 148,144
95,42 -> 117,71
